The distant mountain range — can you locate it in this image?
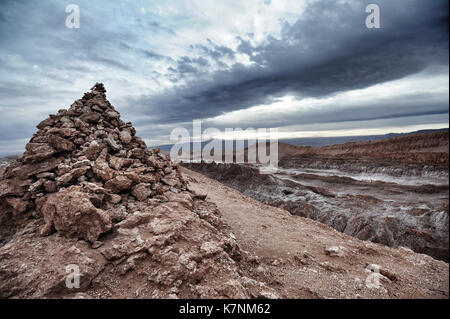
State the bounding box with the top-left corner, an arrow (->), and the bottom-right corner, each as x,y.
155,128 -> 449,152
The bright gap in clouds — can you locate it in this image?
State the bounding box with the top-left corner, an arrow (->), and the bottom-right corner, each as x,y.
206,68 -> 449,138
210,122 -> 449,141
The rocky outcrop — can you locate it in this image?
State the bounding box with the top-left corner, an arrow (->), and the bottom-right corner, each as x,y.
0,84 -> 279,299
277,131 -> 449,165
276,132 -> 449,179
36,186 -> 112,242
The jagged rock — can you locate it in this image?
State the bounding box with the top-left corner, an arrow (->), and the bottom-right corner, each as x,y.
109,194 -> 122,204
161,177 -> 179,187
104,175 -> 133,193
91,82 -> 106,93
325,246 -> 345,257
36,118 -> 55,130
0,179 -> 30,198
6,157 -> 60,179
72,159 -> 91,168
106,136 -> 121,152
106,111 -> 120,119
93,149 -> 115,181
120,130 -> 132,144
123,170 -> 141,183
85,141 -> 102,160
83,182 -> 108,194
38,186 -> 112,242
48,134 -> 76,152
106,206 -> 128,223
29,179 -> 44,193
108,155 -> 132,170
47,128 -> 79,137
55,167 -> 89,186
146,155 -> 163,168
22,144 -> 56,163
4,197 -> 28,213
0,229 -> 107,298
36,172 -> 56,179
131,183 -> 152,201
139,173 -> 156,183
89,193 -> 105,208
80,112 -> 101,124
44,180 -> 57,193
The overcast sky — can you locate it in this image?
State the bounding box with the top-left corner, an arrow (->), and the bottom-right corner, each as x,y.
0,0 -> 448,155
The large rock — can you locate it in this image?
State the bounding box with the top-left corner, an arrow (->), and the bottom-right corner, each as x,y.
48,134 -> 76,152
55,167 -> 89,186
119,130 -> 132,144
104,175 -> 133,193
47,128 -> 79,138
131,183 -> 152,201
38,186 -> 112,242
0,179 -> 30,198
106,136 -> 121,152
92,149 -> 115,181
5,157 -> 61,179
22,144 -> 56,163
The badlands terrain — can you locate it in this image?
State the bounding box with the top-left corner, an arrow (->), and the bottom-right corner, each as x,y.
0,84 -> 448,299
184,131 -> 449,262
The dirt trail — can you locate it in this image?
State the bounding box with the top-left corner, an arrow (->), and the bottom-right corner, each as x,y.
183,167 -> 449,299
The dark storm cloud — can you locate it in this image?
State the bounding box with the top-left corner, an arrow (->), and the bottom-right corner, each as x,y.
217,95 -> 449,130
173,56 -> 210,75
236,37 -> 253,55
0,0 -> 448,155
131,0 -> 448,124
191,39 -> 236,61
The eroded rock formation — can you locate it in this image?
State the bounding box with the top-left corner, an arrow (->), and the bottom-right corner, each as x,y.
183,160 -> 449,261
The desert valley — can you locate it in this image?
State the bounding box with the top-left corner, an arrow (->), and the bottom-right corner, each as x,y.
184,130 -> 449,262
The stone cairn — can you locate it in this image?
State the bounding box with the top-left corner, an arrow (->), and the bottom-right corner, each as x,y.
0,83 -> 188,242
0,84 -> 284,299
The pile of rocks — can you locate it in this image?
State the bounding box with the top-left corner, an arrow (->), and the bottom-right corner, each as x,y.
0,84 -> 279,299
1,83 -> 186,242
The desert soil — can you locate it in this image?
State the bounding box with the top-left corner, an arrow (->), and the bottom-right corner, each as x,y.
183,167 -> 449,299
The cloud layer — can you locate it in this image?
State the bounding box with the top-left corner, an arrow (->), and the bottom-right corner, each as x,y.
0,0 -> 448,154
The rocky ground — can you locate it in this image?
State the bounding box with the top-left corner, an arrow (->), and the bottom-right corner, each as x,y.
0,84 -> 448,299
183,168 -> 448,299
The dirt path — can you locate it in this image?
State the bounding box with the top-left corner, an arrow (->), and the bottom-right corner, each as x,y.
182,168 -> 449,299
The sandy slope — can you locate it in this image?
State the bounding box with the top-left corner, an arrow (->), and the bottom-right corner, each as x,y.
183,167 -> 449,299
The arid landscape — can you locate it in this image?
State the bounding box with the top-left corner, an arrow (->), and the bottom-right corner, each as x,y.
184,131 -> 449,262
0,0 -> 448,309
0,85 -> 448,299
